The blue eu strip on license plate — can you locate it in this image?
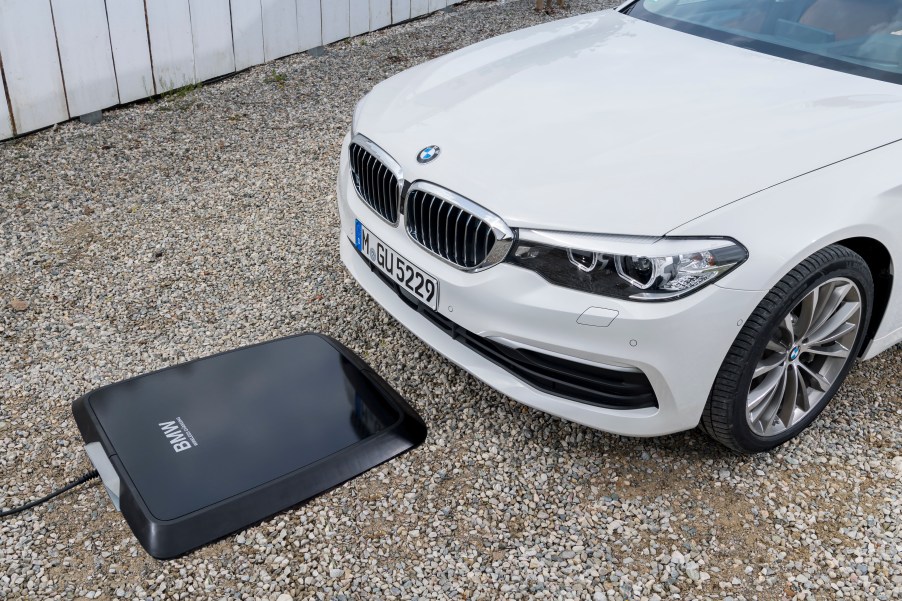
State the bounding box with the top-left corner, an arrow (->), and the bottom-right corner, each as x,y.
355,220 -> 363,251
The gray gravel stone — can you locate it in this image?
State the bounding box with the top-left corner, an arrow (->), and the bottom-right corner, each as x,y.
1,1 -> 901,599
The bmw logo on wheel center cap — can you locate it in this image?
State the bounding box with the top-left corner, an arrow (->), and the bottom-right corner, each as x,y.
789,346 -> 801,361
417,145 -> 441,164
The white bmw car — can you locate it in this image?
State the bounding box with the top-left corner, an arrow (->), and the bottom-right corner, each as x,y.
337,0 -> 902,452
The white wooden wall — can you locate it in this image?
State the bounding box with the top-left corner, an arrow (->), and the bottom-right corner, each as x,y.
0,0 -> 465,140
0,0 -> 69,134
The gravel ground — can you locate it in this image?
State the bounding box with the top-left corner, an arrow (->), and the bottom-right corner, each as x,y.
2,1 -> 901,599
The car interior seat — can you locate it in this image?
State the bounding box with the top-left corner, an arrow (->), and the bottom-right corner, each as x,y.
799,0 -> 901,40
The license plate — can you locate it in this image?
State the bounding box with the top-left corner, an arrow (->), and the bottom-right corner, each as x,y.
355,220 -> 439,311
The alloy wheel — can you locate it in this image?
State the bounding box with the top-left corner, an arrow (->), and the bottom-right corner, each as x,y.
745,277 -> 863,437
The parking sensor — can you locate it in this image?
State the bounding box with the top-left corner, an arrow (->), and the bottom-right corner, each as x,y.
70,334 -> 426,559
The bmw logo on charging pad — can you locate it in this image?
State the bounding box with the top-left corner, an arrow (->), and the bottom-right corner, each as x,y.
417,145 -> 440,164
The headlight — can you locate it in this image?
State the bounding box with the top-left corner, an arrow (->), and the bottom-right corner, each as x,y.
507,231 -> 748,301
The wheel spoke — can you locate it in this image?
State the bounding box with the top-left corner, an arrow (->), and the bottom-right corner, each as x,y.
806,283 -> 851,337
754,353 -> 785,378
781,314 -> 796,345
777,365 -> 801,427
797,364 -> 815,412
766,339 -> 788,353
806,282 -> 843,337
749,367 -> 787,426
798,362 -> 832,393
748,367 -> 785,413
794,287 -> 819,341
806,301 -> 860,346
803,342 -> 850,359
759,366 -> 792,429
806,320 -> 856,348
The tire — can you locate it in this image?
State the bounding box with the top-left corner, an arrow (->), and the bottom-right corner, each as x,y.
701,245 -> 874,453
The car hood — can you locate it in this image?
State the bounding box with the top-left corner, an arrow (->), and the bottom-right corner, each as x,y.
355,10 -> 902,235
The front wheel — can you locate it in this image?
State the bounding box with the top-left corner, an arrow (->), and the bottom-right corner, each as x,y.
702,245 -> 873,453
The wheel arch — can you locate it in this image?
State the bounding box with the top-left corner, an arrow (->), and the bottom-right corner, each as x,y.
835,236 -> 893,353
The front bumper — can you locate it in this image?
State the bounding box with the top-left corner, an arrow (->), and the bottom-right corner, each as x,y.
337,139 -> 765,437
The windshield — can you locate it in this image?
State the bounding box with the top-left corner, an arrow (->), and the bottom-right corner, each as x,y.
625,0 -> 902,84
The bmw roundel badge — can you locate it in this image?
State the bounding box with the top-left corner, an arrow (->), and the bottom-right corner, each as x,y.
417,145 -> 441,164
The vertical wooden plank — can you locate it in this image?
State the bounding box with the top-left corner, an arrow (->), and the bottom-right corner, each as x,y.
369,0 -> 391,31
391,0 -> 410,24
349,0 -> 369,37
0,0 -> 68,134
146,0 -> 196,92
410,0 -> 429,19
51,0 -> 119,117
0,68 -> 13,139
190,0 -> 236,81
296,0 -> 322,51
428,0 -> 446,12
231,0 -> 264,71
106,0 -> 155,102
261,0 -> 298,61
321,0 -> 350,45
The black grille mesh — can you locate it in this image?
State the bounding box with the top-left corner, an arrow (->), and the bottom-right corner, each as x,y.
349,143 -> 400,223
405,190 -> 497,269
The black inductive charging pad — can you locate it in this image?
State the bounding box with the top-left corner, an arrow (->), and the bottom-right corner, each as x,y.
72,334 -> 427,559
